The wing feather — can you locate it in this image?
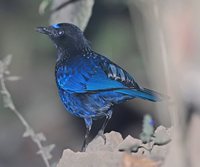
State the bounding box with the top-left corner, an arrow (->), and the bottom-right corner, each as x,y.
55,53 -> 140,93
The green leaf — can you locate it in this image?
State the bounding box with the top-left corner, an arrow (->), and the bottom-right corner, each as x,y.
39,0 -> 52,15
140,114 -> 154,143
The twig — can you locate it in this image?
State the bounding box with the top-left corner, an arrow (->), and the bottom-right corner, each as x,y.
0,55 -> 55,167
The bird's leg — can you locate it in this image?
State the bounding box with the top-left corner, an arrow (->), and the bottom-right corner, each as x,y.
96,110 -> 113,144
81,117 -> 92,152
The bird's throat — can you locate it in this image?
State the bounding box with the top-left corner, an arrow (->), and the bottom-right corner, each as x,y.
56,45 -> 92,62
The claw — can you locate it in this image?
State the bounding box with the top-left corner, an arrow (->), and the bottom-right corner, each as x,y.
96,130 -> 106,144
81,143 -> 87,152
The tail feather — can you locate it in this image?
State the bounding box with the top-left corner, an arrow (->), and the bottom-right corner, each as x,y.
139,88 -> 164,102
116,88 -> 165,102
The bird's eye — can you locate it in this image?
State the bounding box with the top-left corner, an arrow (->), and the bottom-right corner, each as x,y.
54,30 -> 64,38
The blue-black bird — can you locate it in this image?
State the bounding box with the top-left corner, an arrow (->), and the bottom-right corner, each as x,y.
36,23 -> 163,151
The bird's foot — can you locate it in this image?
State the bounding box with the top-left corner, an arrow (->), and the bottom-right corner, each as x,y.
81,138 -> 88,152
81,144 -> 87,152
95,130 -> 106,144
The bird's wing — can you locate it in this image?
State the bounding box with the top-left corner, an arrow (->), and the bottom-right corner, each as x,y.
84,54 -> 142,92
56,54 -> 141,93
99,55 -> 141,88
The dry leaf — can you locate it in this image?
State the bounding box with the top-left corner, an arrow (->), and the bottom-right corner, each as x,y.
122,154 -> 159,167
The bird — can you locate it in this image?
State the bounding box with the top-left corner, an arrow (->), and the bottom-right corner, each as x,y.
36,23 -> 163,151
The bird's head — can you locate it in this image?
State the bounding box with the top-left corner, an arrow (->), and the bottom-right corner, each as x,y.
36,23 -> 90,53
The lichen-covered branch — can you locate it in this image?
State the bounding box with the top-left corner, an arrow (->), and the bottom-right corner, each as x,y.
51,0 -> 80,13
50,0 -> 94,31
0,55 -> 55,167
56,129 -> 171,167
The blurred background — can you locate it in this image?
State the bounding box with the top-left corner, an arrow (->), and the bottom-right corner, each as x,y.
0,0 -> 174,166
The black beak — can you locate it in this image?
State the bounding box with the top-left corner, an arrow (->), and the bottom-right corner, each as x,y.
36,26 -> 51,35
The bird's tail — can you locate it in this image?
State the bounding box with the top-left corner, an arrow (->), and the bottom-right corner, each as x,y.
138,88 -> 164,102
116,87 -> 165,102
